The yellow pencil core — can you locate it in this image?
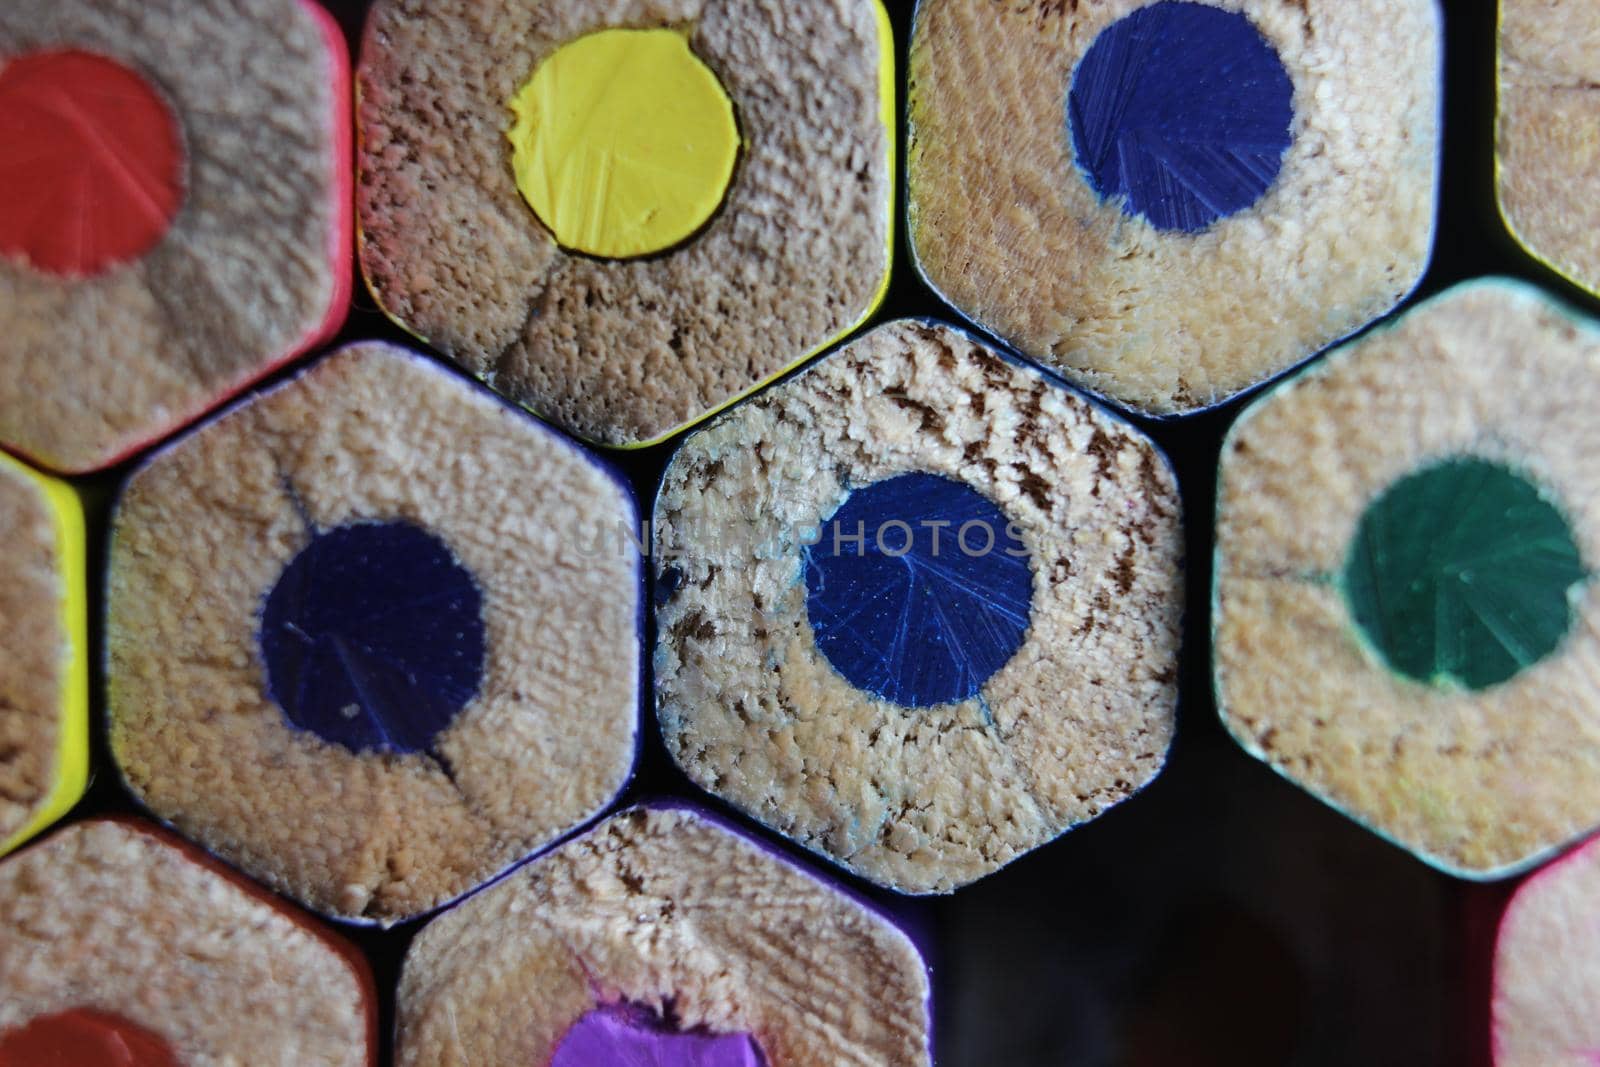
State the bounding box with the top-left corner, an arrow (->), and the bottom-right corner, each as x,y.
508,27 -> 741,259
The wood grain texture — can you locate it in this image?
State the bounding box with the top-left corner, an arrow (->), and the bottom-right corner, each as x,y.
1498,0 -> 1600,297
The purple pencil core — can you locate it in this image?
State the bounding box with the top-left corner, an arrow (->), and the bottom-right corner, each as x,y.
550,1005 -> 765,1067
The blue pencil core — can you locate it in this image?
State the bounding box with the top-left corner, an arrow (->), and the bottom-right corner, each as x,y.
1067,1 -> 1294,233
803,472 -> 1033,708
259,521 -> 486,755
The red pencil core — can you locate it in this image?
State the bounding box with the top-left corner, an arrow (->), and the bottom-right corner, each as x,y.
0,50 -> 185,277
0,1008 -> 181,1067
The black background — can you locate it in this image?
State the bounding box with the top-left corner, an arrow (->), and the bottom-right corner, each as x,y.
55,0 -> 1573,1063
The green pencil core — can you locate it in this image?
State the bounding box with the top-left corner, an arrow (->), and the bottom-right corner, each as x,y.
1342,457 -> 1586,691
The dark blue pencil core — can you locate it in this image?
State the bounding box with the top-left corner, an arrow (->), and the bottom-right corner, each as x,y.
259,521 -> 486,755
803,472 -> 1033,708
1068,1 -> 1294,233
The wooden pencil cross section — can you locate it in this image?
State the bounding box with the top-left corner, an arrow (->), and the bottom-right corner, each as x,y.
106,342 -> 642,925
1497,0 -> 1600,297
1214,279 -> 1600,879
654,320 -> 1184,893
395,806 -> 932,1066
0,0 -> 353,474
1492,834 -> 1600,1066
906,0 -> 1440,416
0,819 -> 376,1066
356,0 -> 894,448
0,453 -> 87,859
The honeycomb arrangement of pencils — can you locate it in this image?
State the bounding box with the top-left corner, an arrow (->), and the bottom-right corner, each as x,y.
7,0 -> 1600,1061
356,0 -> 895,447
0,0 -> 352,473
906,0 -> 1441,415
